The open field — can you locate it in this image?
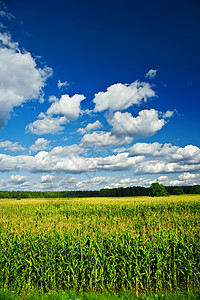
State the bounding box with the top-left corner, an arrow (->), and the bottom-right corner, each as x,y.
0,195 -> 199,298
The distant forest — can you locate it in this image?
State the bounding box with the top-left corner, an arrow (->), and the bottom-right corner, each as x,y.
0,185 -> 200,199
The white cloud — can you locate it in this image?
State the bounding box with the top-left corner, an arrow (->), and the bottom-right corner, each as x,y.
134,159 -> 200,175
50,144 -> 85,157
93,81 -> 155,112
26,114 -> 67,135
49,95 -> 58,103
0,175 -> 31,190
118,177 -> 138,186
47,94 -> 85,120
78,120 -> 102,134
81,110 -> 165,148
134,160 -> 178,174
0,33 -> 52,129
137,177 -> 157,187
81,131 -> 133,148
0,32 -> 18,49
30,138 -> 50,152
37,175 -> 78,190
158,175 -> 169,181
145,69 -> 157,79
110,109 -> 165,138
156,143 -> 179,157
129,143 -> 200,175
0,140 -> 12,148
27,94 -> 86,135
129,142 -> 162,156
178,172 -> 200,181
171,145 -> 200,163
57,80 -> 70,89
113,147 -> 128,153
0,140 -> 26,151
10,175 -> 27,184
77,176 -> 115,190
129,143 -> 180,158
59,177 -> 76,186
40,174 -> 56,183
163,110 -> 175,119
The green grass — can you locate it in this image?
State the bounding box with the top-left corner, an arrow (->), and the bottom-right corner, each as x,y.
0,195 -> 199,298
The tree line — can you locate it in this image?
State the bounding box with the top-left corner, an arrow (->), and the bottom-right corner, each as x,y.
100,184 -> 200,197
0,184 -> 200,199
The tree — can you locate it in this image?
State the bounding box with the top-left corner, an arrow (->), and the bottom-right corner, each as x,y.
149,182 -> 169,197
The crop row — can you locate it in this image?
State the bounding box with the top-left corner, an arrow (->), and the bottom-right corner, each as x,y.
0,231 -> 199,294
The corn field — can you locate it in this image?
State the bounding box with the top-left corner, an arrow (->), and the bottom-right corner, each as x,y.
0,195 -> 199,296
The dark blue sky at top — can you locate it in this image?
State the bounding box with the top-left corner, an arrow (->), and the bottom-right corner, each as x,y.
1,0 -> 200,146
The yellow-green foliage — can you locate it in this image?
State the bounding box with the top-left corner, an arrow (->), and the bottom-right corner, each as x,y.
0,195 -> 199,295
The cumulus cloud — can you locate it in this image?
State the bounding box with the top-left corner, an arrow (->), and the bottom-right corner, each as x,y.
145,69 -> 157,79
93,81 -> 155,112
57,80 -> 70,89
78,120 -> 102,134
156,175 -> 180,186
26,114 -> 67,135
81,131 -> 133,148
50,144 -> 85,157
134,160 -> 180,175
40,174 -> 56,183
170,145 -> 200,163
178,172 -> 200,181
134,159 -> 200,176
30,138 -> 50,152
10,174 -> 27,184
0,32 -> 52,129
129,142 -> 162,156
118,177 -> 138,187
128,142 -> 179,157
158,175 -> 169,182
137,177 -> 157,187
110,109 -> 165,138
81,109 -> 165,148
77,176 -> 115,190
0,140 -> 26,151
47,94 -> 85,120
0,175 -> 31,191
27,93 -> 86,135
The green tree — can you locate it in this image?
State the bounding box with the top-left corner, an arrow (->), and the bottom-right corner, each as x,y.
150,182 -> 169,197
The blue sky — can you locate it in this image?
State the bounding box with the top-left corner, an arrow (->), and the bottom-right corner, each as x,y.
0,0 -> 200,191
